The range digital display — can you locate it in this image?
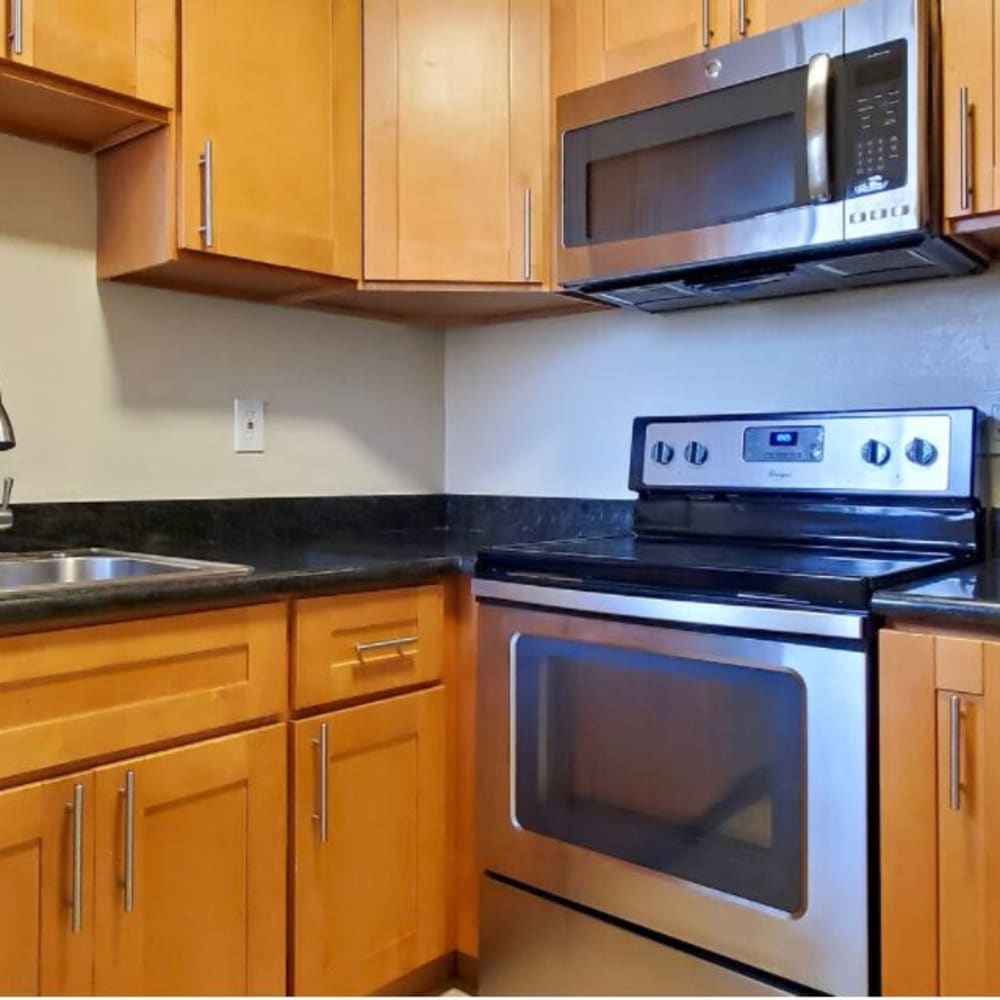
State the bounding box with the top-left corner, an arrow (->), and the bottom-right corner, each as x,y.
770,431 -> 799,447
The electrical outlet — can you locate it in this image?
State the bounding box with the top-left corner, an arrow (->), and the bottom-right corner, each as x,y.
974,392 -> 1000,456
234,399 -> 265,453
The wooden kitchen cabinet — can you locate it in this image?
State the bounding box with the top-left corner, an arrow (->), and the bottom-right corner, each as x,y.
880,629 -> 1000,996
293,584 -> 446,710
552,0 -> 731,94
363,0 -> 547,284
179,0 -> 353,276
734,0 -> 851,38
93,725 -> 286,995
291,687 -> 448,995
0,775 -> 95,996
1,0 -> 173,103
941,0 -> 997,224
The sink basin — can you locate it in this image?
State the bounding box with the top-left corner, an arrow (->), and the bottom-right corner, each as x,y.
0,549 -> 251,594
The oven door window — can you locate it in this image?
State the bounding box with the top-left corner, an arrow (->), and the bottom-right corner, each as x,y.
562,64 -> 833,248
512,635 -> 806,914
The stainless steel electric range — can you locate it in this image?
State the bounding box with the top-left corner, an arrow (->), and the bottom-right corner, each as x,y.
473,408 -> 982,997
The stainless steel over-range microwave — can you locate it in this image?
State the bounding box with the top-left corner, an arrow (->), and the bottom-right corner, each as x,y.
556,0 -> 984,313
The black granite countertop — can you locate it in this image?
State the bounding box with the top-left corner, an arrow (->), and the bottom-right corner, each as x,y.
872,559 -> 1000,629
0,495 -> 633,626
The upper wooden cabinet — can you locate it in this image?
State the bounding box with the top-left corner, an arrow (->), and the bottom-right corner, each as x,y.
735,0 -> 851,38
179,0 -> 355,276
364,0 -> 547,284
942,0 -> 998,225
880,629 -> 1000,996
553,0 -> 852,93
553,0 -> 731,93
2,0 -> 173,103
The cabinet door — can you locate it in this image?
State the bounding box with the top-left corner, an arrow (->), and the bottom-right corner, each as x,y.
941,0 -> 996,220
93,726 -> 286,996
364,0 -> 545,283
737,0 -> 849,37
0,776 -> 94,996
180,0 -> 340,275
937,690 -> 990,995
292,687 -> 448,995
568,0 -> 730,89
3,0 -> 137,94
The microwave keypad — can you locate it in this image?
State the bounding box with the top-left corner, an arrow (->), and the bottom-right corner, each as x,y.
845,42 -> 908,199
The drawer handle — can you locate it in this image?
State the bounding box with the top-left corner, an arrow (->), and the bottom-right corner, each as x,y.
66,784 -> 85,934
121,770 -> 136,912
354,635 -> 418,656
949,695 -> 962,811
312,723 -> 329,844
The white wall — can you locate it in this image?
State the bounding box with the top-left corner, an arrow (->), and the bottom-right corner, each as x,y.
0,134 -> 445,502
445,272 -> 1000,499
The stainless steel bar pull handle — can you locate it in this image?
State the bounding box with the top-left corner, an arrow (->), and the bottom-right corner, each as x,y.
738,0 -> 748,36
959,87 -> 972,212
313,723 -> 329,843
523,189 -> 533,281
805,54 -> 833,204
122,770 -> 136,912
354,635 -> 417,655
701,0 -> 711,48
949,695 -> 962,811
67,784 -> 84,934
198,139 -> 214,248
8,0 -> 22,55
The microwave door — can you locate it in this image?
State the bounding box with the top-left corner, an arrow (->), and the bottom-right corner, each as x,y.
557,15 -> 846,287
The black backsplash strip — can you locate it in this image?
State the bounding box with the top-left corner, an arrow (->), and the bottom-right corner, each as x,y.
6,494 -> 633,552
445,494 -> 634,542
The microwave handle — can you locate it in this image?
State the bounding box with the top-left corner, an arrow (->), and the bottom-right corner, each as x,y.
805,53 -> 833,203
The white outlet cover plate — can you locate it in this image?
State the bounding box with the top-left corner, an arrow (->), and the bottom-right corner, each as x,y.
234,399 -> 265,453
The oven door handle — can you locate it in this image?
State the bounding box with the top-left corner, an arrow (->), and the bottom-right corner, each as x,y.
806,53 -> 833,204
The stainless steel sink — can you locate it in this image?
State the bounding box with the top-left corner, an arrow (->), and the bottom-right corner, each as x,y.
0,549 -> 251,594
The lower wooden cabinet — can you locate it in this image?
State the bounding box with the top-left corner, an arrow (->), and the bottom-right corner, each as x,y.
0,725 -> 286,997
880,628 -> 1000,996
291,686 -> 448,995
0,775 -> 95,996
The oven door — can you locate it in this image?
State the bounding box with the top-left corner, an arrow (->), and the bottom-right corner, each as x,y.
557,8 -> 851,287
477,586 -> 870,996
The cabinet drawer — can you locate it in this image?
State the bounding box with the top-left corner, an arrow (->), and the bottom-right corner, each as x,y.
0,603 -> 287,783
293,585 -> 444,709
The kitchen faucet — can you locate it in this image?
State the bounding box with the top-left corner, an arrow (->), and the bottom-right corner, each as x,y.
0,390 -> 15,532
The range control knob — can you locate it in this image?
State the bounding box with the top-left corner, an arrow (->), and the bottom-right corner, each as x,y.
906,437 -> 939,467
650,441 -> 675,466
684,441 -> 709,467
861,439 -> 891,467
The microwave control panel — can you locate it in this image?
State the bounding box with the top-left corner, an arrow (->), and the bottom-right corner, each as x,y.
844,40 -> 908,199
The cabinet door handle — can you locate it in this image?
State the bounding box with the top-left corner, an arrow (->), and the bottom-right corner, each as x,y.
738,0 -> 748,36
121,770 -> 136,912
66,784 -> 85,934
8,0 -> 22,55
702,0 -> 711,48
949,695 -> 962,811
313,723 -> 329,843
354,635 -> 417,655
959,87 -> 973,212
523,189 -> 533,281
198,139 -> 214,248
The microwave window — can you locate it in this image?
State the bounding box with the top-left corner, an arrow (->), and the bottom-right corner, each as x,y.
585,115 -> 797,244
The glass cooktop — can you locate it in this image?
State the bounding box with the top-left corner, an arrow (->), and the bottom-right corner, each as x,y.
475,535 -> 964,610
